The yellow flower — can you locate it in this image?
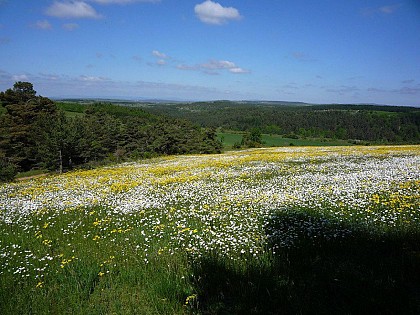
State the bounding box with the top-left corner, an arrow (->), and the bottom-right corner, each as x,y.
42,239 -> 52,246
185,294 -> 197,305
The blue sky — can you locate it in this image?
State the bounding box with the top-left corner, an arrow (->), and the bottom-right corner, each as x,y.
0,0 -> 419,105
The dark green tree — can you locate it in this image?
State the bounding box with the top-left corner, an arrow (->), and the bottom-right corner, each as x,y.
199,127 -> 222,153
0,82 -> 58,171
0,152 -> 17,182
76,110 -> 123,163
30,111 -> 69,171
241,128 -> 263,148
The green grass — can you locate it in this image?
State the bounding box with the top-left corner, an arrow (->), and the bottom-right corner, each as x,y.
15,169 -> 49,179
62,110 -> 85,118
193,216 -> 420,314
261,134 -> 350,147
56,102 -> 88,114
218,132 -> 350,149
217,132 -> 243,148
0,207 -> 194,314
2,206 -> 418,314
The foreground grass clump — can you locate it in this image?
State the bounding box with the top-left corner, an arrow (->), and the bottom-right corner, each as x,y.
1,145 -> 419,314
0,206 -> 194,314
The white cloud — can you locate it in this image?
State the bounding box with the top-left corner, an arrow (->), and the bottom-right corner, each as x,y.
177,59 -> 249,75
361,4 -> 402,16
202,60 -> 235,69
62,23 -> 79,30
379,4 -> 401,14
45,1 -> 102,19
229,67 -> 248,74
150,50 -> 170,66
177,64 -> 196,71
0,71 -> 240,100
325,85 -> 360,95
39,73 -> 60,81
152,50 -> 168,59
12,74 -> 29,81
78,75 -> 109,82
201,60 -> 249,74
35,20 -> 53,30
194,0 -> 242,25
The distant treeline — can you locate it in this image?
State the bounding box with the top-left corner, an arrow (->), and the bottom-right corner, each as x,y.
145,101 -> 420,143
0,82 -> 221,181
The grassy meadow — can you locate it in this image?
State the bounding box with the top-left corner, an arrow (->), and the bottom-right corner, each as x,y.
218,132 -> 351,149
1,145 -> 420,314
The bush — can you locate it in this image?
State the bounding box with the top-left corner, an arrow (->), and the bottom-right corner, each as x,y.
0,158 -> 17,182
233,142 -> 242,149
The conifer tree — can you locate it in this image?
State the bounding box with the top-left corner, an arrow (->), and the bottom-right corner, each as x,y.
0,82 -> 58,171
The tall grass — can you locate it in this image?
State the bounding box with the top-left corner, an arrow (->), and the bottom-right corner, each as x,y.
0,206 -> 194,314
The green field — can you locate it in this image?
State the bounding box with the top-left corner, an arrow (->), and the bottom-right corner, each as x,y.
1,146 -> 419,314
218,132 -> 351,149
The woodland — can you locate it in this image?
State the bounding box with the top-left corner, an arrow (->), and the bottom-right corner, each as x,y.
0,82 -> 221,181
145,100 -> 420,143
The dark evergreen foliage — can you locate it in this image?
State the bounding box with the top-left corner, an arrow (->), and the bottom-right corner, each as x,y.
0,155 -> 17,182
146,101 -> 420,143
241,128 -> 263,148
0,82 -> 59,171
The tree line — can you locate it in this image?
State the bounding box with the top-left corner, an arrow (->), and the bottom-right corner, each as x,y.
0,82 -> 221,181
146,101 -> 420,143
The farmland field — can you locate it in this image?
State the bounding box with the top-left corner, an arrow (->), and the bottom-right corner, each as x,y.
1,145 -> 420,314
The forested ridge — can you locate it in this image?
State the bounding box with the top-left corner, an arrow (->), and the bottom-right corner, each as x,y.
0,82 -> 221,181
145,101 -> 420,143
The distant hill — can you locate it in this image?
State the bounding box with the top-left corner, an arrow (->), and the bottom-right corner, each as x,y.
49,99 -> 420,144
137,101 -> 420,144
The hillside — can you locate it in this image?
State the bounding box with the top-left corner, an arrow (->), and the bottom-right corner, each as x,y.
0,83 -> 221,181
1,146 -> 419,314
141,101 -> 420,144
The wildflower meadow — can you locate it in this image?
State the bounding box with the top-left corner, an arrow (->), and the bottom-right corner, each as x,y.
1,145 -> 419,314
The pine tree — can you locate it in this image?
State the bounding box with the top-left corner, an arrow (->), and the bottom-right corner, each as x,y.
0,82 -> 58,171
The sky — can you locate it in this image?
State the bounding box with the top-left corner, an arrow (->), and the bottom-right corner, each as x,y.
0,0 -> 419,105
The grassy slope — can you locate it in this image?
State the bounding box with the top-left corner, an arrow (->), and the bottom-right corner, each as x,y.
218,132 -> 350,149
1,146 -> 419,314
